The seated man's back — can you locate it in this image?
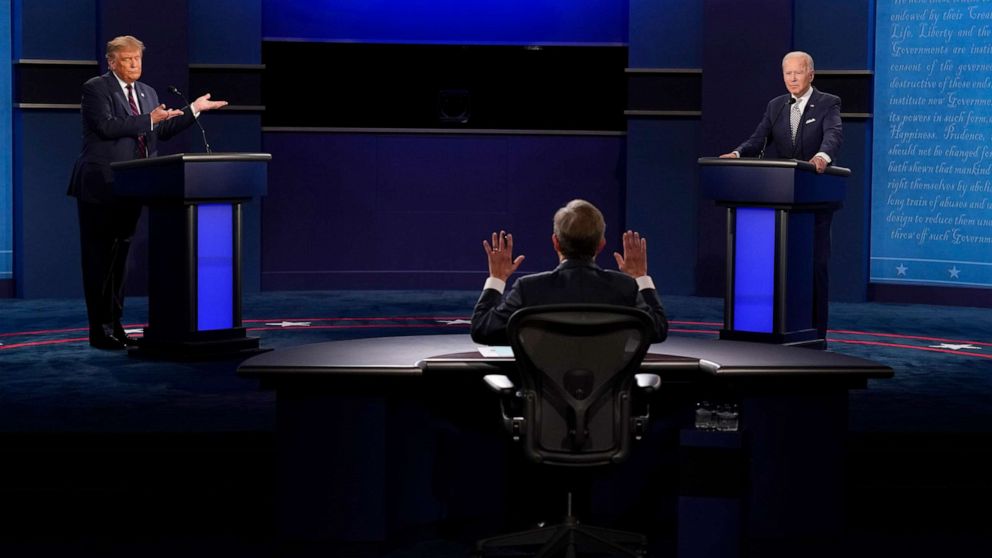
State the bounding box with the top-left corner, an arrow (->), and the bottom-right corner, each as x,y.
470,199 -> 668,346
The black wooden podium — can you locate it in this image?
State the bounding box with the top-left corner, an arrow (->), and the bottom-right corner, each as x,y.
112,153 -> 270,358
698,158 -> 849,346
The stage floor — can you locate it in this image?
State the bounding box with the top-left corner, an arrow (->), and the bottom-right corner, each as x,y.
1,290 -> 990,557
1,290 -> 989,433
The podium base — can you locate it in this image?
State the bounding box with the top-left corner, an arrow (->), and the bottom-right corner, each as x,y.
131,328 -> 266,360
719,328 -> 824,348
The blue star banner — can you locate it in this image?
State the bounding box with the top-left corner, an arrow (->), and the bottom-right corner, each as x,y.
871,0 -> 992,288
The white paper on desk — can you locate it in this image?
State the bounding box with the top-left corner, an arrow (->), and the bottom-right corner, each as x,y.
477,346 -> 514,357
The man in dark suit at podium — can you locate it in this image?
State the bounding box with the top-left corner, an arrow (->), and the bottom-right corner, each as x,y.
719,51 -> 843,339
719,51 -> 842,172
470,199 -> 669,346
67,35 -> 227,350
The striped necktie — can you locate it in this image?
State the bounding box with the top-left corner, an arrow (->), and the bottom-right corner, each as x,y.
126,84 -> 147,158
790,99 -> 801,145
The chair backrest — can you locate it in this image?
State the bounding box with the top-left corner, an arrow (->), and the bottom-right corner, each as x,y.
506,304 -> 654,467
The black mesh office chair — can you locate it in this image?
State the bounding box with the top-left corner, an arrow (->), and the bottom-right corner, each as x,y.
476,304 -> 661,558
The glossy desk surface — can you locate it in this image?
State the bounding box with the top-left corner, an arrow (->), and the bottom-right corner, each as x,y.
238,334 -> 893,381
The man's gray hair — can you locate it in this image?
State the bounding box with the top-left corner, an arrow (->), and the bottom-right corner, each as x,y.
782,51 -> 814,72
553,199 -> 605,261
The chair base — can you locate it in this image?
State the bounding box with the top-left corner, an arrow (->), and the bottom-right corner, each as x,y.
476,515 -> 647,557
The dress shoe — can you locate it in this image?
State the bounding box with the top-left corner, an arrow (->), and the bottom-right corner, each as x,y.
89,323 -> 127,350
113,328 -> 139,347
89,332 -> 126,350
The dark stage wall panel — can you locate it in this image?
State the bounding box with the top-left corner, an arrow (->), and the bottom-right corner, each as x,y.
625,119 -> 700,296
794,0 -> 874,70
261,132 -> 625,290
189,0 -> 261,65
628,0 -> 702,69
625,1 -> 704,296
13,111 -> 82,298
11,1 -> 98,297
12,0 -> 95,60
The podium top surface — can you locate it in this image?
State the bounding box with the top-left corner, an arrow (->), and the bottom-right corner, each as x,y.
697,157 -> 851,177
111,152 -> 271,170
112,152 -> 270,201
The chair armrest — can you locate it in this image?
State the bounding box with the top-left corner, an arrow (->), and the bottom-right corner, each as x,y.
483,374 -> 516,395
635,373 -> 661,393
631,374 -> 660,440
482,374 -> 525,440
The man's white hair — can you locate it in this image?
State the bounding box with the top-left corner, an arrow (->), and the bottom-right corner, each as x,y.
782,51 -> 814,72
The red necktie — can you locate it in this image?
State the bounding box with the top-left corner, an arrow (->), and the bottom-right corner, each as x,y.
126,84 -> 147,158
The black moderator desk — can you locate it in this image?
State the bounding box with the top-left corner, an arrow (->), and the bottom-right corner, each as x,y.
238,334 -> 892,552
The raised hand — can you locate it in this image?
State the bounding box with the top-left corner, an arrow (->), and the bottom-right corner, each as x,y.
482,230 -> 525,282
613,230 -> 648,278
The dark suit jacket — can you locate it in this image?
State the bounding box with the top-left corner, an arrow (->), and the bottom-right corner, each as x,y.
735,87 -> 842,162
470,259 -> 669,346
67,72 -> 196,204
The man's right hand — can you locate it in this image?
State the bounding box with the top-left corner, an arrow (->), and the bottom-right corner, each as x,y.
150,104 -> 183,124
719,152 -> 740,158
483,230 -> 525,282
613,230 -> 648,278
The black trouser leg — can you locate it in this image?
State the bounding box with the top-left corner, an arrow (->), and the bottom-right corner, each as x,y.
107,236 -> 132,327
77,200 -> 142,333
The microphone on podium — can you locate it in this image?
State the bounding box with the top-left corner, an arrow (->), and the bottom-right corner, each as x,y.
168,85 -> 213,154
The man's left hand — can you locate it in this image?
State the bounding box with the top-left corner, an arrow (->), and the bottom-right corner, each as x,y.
613,230 -> 648,278
191,93 -> 228,113
810,155 -> 828,173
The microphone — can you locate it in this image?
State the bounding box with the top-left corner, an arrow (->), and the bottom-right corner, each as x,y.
759,96 -> 795,159
168,85 -> 212,153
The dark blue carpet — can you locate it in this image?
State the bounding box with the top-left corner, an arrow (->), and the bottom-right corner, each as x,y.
1,291 -> 991,557
2,291 -> 990,433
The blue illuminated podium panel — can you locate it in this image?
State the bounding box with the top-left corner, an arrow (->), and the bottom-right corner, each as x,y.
113,153 -> 270,358
699,158 -> 848,346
